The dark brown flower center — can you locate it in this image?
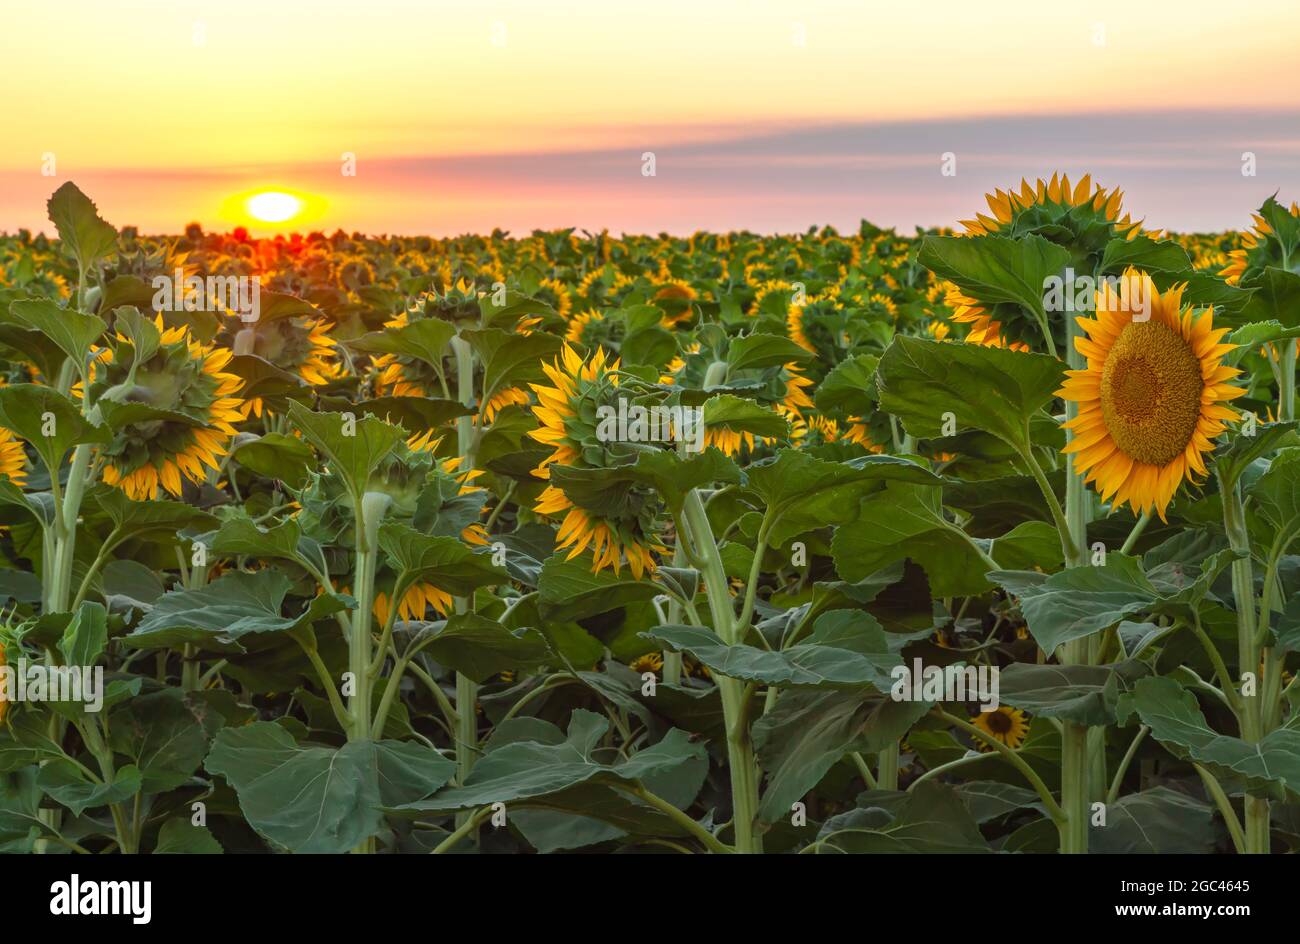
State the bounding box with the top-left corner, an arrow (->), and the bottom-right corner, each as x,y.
1100,321 -> 1203,466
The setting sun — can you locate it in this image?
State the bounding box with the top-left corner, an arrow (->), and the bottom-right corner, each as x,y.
246,191 -> 303,223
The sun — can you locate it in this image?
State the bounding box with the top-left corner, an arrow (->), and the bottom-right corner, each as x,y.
246,191 -> 303,223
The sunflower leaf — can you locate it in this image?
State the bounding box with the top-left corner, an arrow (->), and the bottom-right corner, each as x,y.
378,521 -> 507,596
286,402 -> 406,498
0,383 -> 111,479
46,181 -> 118,273
876,335 -> 1065,453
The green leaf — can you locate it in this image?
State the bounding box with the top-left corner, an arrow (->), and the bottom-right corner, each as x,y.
230,432 -> 316,489
998,661 -> 1148,726
209,512 -> 304,563
378,522 -> 507,596
726,333 -> 812,372
1088,787 -> 1215,854
750,450 -> 940,546
124,569 -> 351,653
394,710 -> 706,819
472,329 -> 564,405
109,306 -> 161,364
37,761 -> 142,817
1133,676 -> 1300,798
205,722 -> 453,853
347,318 -> 455,370
811,781 -> 990,853
832,481 -> 995,596
109,689 -> 215,792
402,613 -> 549,683
1099,235 -> 1193,275
90,485 -> 218,539
154,817 -> 223,854
754,689 -> 927,822
286,401 -> 406,497
702,394 -> 789,439
7,298 -> 107,368
626,446 -> 744,512
537,554 -> 663,622
47,181 -> 118,272
877,335 -> 1065,452
58,601 -> 108,668
644,622 -> 898,691
0,383 -> 110,478
813,354 -> 879,416
988,519 -> 1065,571
1214,421 -> 1298,491
917,233 -> 1070,326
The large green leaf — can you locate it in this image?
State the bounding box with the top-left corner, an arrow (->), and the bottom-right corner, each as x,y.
748,450 -> 940,546
992,551 -> 1232,655
917,233 -> 1070,326
998,661 -> 1148,726
286,402 -> 406,497
1133,676 -> 1300,798
832,480 -> 994,596
124,569 -> 351,652
230,432 -> 316,489
877,335 -> 1065,453
810,781 -> 990,853
726,333 -> 812,372
0,383 -> 110,478
7,298 -> 107,368
644,618 -> 899,691
206,722 -> 454,853
702,394 -> 789,439
1088,787 -> 1215,854
754,689 -> 927,822
378,522 -> 507,596
537,554 -> 663,621
394,710 -> 706,822
347,318 -> 456,370
47,181 -> 118,272
399,613 -> 549,683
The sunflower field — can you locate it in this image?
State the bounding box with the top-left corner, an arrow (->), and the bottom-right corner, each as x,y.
0,178 -> 1298,855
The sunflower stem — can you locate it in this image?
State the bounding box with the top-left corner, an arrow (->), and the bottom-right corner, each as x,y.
1217,469 -> 1270,851
682,488 -> 761,853
1278,342 -> 1296,423
450,333 -> 484,835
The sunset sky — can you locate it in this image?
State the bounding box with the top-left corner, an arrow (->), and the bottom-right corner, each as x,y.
2,0 -> 1298,235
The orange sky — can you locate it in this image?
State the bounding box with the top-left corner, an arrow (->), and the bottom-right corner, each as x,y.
2,0 -> 1298,233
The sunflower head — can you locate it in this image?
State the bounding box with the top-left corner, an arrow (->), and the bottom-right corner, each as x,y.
228,314 -> 339,417
528,344 -> 665,577
566,308 -> 625,349
0,426 -> 27,486
95,318 -> 244,500
972,706 -> 1030,750
962,173 -> 1139,251
1221,196 -> 1300,286
1058,271 -> 1245,520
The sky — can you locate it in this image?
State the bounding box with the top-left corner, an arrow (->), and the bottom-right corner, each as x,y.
2,0 -> 1298,235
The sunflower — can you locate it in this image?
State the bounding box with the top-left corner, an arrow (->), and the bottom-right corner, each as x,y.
373,582 -> 453,625
651,278 -> 698,326
1221,199 -> 1300,285
945,285 -> 1030,351
480,386 -> 531,424
534,277 -> 572,319
235,317 -> 339,418
97,319 -> 245,500
529,344 -> 664,577
971,706 -> 1029,750
960,173 -> 1137,239
0,427 -> 27,485
628,652 -> 664,674
1058,272 -> 1245,519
